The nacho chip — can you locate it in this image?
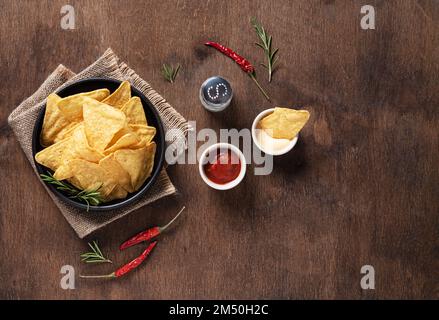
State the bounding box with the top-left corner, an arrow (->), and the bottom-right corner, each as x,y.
106,185 -> 128,202
57,89 -> 110,121
121,97 -> 147,125
65,176 -> 82,191
63,125 -> 104,163
99,154 -> 133,193
52,122 -> 81,144
114,142 -> 156,191
102,81 -> 131,108
54,125 -> 105,180
35,137 -> 72,171
130,124 -> 156,148
83,99 -> 127,151
41,93 -> 69,147
53,122 -> 80,144
104,133 -> 140,155
137,142 -> 156,190
66,159 -> 115,199
106,186 -> 128,201
53,164 -> 73,181
106,124 -> 133,147
259,107 -> 310,140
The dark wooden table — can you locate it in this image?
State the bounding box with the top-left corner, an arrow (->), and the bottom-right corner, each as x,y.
0,0 -> 438,299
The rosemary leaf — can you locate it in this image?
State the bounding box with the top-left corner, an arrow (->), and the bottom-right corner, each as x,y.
80,241 -> 112,264
251,17 -> 279,82
40,172 -> 103,211
162,63 -> 181,83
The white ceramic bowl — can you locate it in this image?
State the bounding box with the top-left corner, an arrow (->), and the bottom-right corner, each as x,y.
251,108 -> 298,156
199,143 -> 246,190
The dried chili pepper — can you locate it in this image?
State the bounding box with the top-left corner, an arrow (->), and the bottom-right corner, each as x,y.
119,206 -> 185,251
205,41 -> 270,101
80,241 -> 157,279
205,41 -> 255,73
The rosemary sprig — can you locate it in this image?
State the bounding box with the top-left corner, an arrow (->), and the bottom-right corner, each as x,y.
251,17 -> 279,82
80,241 -> 112,264
40,172 -> 103,211
162,63 -> 181,83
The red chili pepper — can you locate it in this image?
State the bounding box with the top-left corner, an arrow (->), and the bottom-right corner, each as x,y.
205,41 -> 255,73
119,206 -> 185,251
80,241 -> 157,279
205,41 -> 270,101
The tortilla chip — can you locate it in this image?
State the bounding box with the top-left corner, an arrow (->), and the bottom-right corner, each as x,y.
259,107 -> 310,140
130,124 -> 156,148
66,159 -> 115,199
121,97 -> 147,125
114,142 -> 156,191
41,93 -> 69,147
57,89 -> 110,121
104,133 -> 140,155
52,122 -> 81,144
83,99 -> 126,151
63,125 -> 104,163
106,125 -> 133,147
105,185 -> 128,202
136,142 -> 156,190
53,164 -> 73,181
99,154 -> 133,193
53,124 -> 105,181
35,137 -> 71,171
102,81 -> 131,108
52,122 -> 80,144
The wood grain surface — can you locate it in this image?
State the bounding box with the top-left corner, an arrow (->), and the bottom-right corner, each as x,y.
0,0 -> 438,299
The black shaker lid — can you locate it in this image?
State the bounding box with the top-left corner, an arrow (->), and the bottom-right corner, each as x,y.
201,76 -> 232,105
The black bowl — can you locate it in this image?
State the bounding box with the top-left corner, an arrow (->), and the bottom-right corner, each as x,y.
32,78 -> 165,211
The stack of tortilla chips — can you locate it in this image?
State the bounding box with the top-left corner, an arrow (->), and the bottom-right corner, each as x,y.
35,81 -> 157,202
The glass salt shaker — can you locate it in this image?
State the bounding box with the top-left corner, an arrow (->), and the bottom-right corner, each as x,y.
199,76 -> 233,112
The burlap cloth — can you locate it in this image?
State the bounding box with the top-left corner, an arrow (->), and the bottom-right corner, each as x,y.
8,49 -> 189,238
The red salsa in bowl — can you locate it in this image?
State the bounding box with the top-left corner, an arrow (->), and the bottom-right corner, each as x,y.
199,143 -> 246,190
203,149 -> 241,184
